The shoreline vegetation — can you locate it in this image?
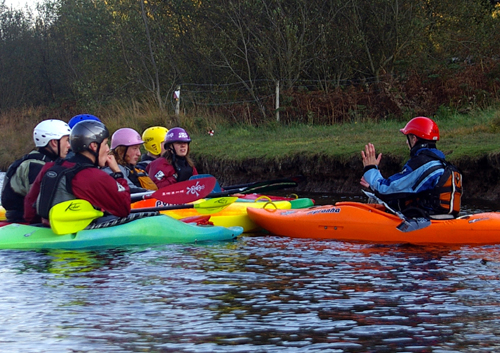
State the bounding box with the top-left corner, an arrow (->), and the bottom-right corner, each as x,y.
1,104 -> 500,201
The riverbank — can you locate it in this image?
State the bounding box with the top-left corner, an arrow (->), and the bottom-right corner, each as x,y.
2,107 -> 500,201
193,150 -> 500,202
190,109 -> 500,201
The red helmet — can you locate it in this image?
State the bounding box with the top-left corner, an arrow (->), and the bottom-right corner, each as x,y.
400,117 -> 439,141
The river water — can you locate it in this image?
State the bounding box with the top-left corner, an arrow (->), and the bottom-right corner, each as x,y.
2,173 -> 500,352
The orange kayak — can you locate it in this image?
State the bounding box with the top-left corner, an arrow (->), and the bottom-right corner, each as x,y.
247,201 -> 500,245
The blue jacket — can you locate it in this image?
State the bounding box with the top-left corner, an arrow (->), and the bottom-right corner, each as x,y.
363,145 -> 446,209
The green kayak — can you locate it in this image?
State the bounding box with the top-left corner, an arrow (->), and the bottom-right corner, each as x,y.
0,215 -> 243,250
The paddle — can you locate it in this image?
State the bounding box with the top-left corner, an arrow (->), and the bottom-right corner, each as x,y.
189,174 -> 222,193
207,176 -> 303,198
130,177 -> 217,203
49,197 -> 238,235
222,175 -> 306,191
362,190 -> 431,232
131,197 -> 238,214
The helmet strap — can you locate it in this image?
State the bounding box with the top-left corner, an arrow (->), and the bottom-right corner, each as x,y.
406,135 -> 411,147
56,139 -> 61,158
41,140 -> 60,160
91,142 -> 101,167
122,146 -> 129,164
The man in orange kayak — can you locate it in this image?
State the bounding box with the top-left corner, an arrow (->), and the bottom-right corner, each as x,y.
361,116 -> 462,218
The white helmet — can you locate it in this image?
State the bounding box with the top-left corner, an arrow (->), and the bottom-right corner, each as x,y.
33,119 -> 71,147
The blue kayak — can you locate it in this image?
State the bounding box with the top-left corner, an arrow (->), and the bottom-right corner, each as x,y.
0,215 -> 243,250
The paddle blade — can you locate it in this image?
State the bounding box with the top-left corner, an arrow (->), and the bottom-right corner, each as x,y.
189,174 -> 222,193
151,177 -> 217,204
396,218 -> 431,232
49,199 -> 104,235
193,197 -> 238,214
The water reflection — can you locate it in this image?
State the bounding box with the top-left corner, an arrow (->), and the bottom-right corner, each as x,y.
1,177 -> 500,351
1,235 -> 500,351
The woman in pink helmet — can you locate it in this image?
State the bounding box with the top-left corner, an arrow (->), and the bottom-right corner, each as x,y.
105,128 -> 158,193
147,127 -> 198,188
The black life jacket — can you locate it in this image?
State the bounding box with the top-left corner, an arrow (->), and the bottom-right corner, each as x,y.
1,151 -> 51,221
36,159 -> 93,220
173,156 -> 194,182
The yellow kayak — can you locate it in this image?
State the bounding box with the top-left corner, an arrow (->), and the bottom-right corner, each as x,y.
131,198 -> 314,232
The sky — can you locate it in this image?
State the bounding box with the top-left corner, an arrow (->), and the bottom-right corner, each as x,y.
3,0 -> 36,10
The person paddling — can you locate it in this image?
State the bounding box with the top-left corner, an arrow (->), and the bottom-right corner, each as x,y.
105,128 -> 158,193
147,127 -> 198,188
361,116 -> 462,218
1,119 -> 71,222
24,120 -> 130,224
137,126 -> 168,170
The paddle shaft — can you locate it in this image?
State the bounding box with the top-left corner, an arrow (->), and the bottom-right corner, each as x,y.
363,190 -> 407,221
130,197 -> 238,214
362,190 -> 431,232
131,204 -> 197,213
222,176 -> 305,191
207,180 -> 298,198
130,177 -> 216,203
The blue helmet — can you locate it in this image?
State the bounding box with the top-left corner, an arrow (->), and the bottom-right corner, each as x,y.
68,114 -> 101,129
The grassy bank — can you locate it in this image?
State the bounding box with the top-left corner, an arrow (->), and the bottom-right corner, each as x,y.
191,107 -> 500,165
1,104 -> 500,171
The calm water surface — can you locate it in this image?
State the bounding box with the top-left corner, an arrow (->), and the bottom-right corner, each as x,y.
2,174 -> 500,352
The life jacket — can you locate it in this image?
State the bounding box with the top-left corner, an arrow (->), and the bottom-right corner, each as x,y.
36,159 -> 94,220
414,151 -> 463,216
127,166 -> 158,190
173,156 -> 194,182
1,151 -> 51,220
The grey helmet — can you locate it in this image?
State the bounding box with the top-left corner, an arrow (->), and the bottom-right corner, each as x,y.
70,120 -> 109,153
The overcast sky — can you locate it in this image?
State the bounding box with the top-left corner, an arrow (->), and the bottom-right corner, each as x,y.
4,0 -> 36,10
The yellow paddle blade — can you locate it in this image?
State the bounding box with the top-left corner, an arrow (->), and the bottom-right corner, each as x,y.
49,199 -> 104,235
193,197 -> 238,214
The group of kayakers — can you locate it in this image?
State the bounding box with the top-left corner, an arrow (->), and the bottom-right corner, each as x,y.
0,114 -> 463,227
1,115 -> 198,225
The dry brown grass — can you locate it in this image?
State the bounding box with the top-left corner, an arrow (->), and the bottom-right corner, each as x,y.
0,100 -> 227,170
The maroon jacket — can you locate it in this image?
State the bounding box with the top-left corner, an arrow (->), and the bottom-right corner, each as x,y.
24,157 -> 130,223
147,157 -> 198,189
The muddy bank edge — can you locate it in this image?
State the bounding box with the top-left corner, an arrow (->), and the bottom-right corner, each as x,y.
194,152 -> 500,201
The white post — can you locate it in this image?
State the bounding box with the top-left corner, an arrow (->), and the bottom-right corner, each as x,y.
175,85 -> 181,116
275,80 -> 280,122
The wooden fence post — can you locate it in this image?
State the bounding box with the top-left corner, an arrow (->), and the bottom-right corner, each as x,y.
276,80 -> 280,122
175,85 -> 181,116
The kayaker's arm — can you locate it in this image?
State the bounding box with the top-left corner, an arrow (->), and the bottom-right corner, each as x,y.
72,169 -> 131,218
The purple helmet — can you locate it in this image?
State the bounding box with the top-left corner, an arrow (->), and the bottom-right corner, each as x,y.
111,128 -> 144,149
165,127 -> 191,144
68,114 -> 101,129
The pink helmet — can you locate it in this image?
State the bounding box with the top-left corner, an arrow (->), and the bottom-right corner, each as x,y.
111,128 -> 144,149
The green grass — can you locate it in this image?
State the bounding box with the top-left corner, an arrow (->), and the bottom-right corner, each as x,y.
1,103 -> 500,170
190,107 -> 500,164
